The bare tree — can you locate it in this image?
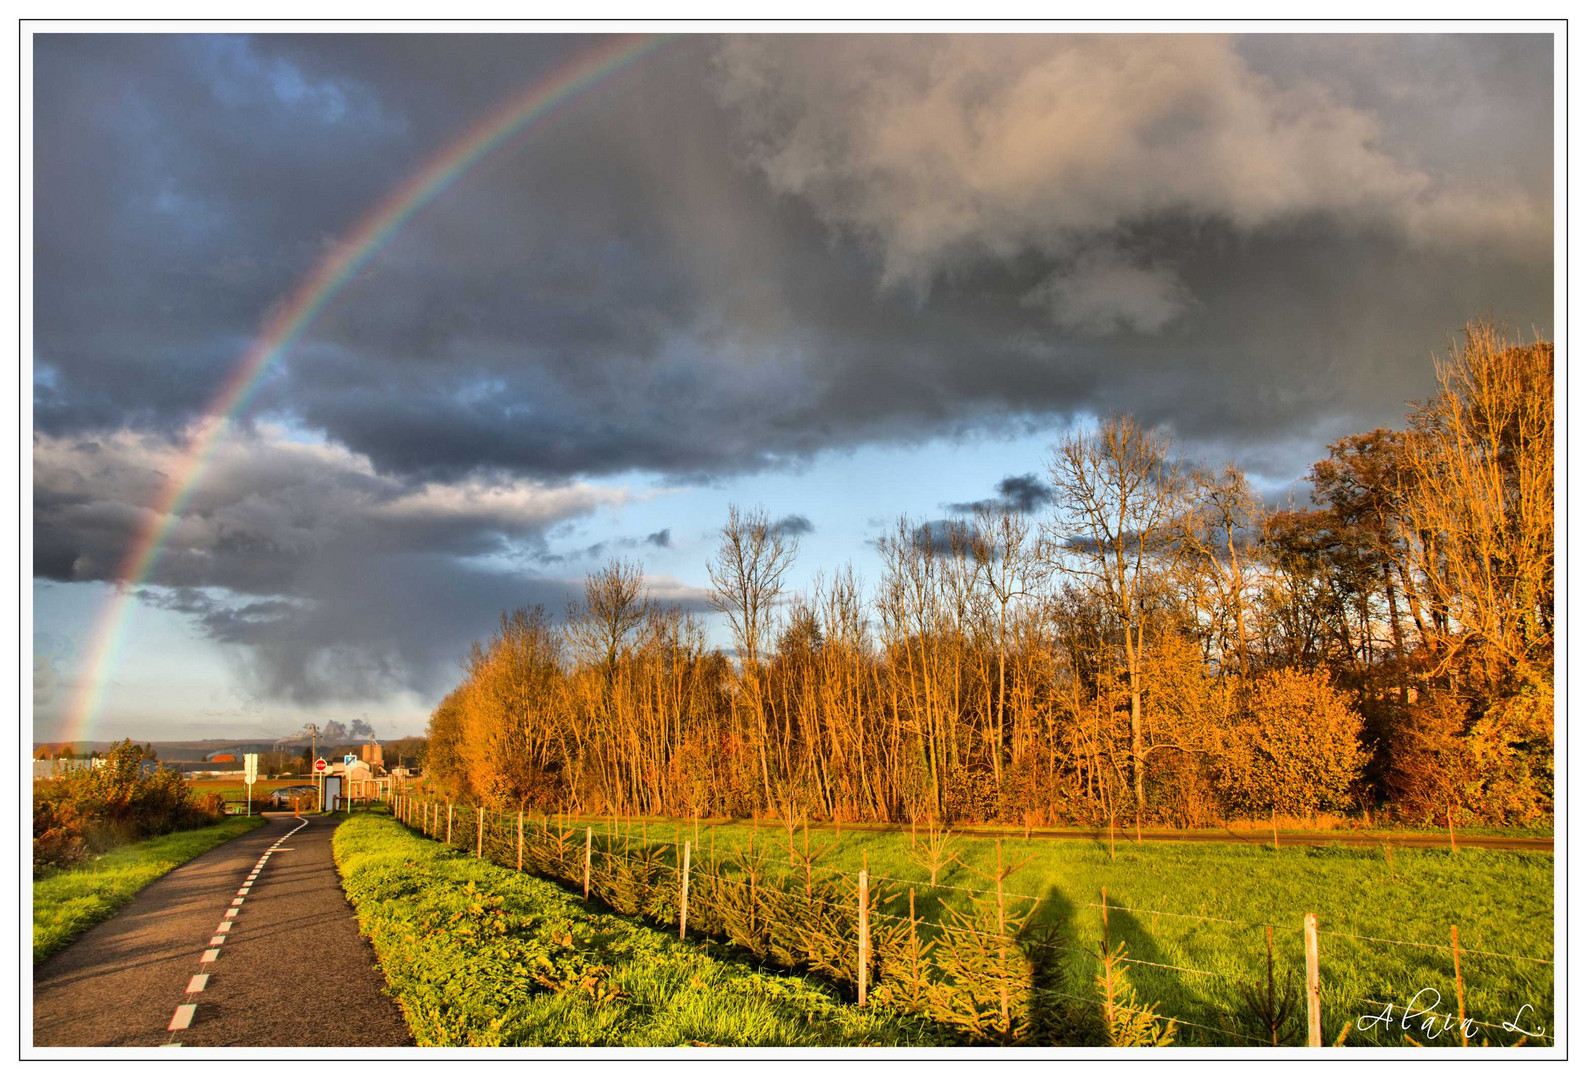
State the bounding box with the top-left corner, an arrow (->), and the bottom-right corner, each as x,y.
971,501 -> 1049,785
708,504 -> 799,806
1183,465 -> 1259,675
567,558 -> 650,683
1045,415 -> 1193,816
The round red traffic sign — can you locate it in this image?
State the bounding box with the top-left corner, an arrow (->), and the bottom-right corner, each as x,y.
313,758 -> 328,773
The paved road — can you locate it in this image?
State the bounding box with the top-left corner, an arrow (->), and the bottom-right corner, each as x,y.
942,824 -> 1554,852
33,813 -> 412,1048
703,818 -> 1553,852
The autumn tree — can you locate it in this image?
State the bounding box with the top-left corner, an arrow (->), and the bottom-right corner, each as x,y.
1399,323 -> 1553,693
1216,668 -> 1367,817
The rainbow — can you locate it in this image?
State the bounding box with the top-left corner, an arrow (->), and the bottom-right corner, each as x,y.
56,34 -> 672,744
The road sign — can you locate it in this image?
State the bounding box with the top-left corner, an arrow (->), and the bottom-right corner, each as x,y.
314,758 -> 328,773
344,753 -> 357,766
244,754 -> 258,784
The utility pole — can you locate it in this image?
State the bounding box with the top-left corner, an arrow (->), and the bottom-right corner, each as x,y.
305,723 -> 321,811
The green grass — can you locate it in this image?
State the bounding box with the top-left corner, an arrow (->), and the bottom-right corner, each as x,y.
33,816 -> 265,962
185,778 -> 313,803
504,814 -> 1554,1047
333,813 -> 946,1047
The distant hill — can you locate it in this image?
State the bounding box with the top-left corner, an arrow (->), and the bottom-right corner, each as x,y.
33,735 -> 427,762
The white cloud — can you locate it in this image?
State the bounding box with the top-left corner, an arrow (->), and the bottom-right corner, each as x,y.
33,424 -> 637,582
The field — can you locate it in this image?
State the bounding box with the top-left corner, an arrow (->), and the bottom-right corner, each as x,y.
33,816 -> 265,961
334,813 -> 945,1046
185,777 -> 313,804
397,799 -> 1555,1047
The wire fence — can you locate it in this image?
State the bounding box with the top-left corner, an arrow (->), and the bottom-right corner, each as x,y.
387,793 -> 1554,1048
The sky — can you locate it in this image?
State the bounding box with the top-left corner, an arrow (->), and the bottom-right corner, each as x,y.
30,32 -> 1554,743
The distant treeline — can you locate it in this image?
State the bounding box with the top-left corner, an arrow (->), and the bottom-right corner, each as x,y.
424,323 -> 1553,828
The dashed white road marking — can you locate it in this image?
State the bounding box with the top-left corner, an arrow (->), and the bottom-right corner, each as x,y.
165,817 -> 309,1044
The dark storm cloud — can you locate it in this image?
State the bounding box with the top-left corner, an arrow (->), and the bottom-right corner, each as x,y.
32,32 -> 1553,706
773,514 -> 814,538
947,472 -> 1053,515
31,427 -> 658,703
34,34 -> 1552,484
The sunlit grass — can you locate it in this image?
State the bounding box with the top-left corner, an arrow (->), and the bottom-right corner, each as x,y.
534,814 -> 1554,1046
334,813 -> 947,1047
33,816 -> 265,962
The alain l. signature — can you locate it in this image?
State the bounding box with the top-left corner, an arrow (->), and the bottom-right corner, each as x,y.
1359,988 -> 1548,1042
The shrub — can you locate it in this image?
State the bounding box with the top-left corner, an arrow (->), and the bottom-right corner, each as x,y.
1384,685 -> 1552,826
1217,668 -> 1367,816
194,791 -> 230,818
33,787 -> 87,871
31,740 -> 218,871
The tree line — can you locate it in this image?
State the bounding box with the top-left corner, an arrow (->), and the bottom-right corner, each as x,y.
425,323 -> 1553,828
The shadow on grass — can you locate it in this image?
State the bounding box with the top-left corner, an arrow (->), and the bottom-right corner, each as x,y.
1019,883 -> 1230,1046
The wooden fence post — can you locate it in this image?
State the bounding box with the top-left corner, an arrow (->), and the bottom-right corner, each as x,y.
679,841 -> 692,939
477,805 -> 484,858
1101,886 -> 1113,1032
1451,924 -> 1467,1047
996,839 -> 1009,1039
1304,912 -> 1322,1047
446,803 -> 453,846
1272,806 -> 1280,852
517,809 -> 524,872
1448,807 -> 1457,854
857,867 -> 870,1006
584,826 -> 592,900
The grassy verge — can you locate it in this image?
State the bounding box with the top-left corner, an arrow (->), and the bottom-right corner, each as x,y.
334,814 -> 945,1047
33,816 -> 265,962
